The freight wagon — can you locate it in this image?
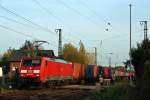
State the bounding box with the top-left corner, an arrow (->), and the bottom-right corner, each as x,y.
99,66 -> 112,85
72,63 -> 83,83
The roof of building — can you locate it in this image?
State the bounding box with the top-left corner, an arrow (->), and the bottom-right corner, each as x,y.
8,50 -> 55,62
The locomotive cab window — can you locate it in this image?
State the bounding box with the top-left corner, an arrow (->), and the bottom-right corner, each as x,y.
32,60 -> 41,66
22,59 -> 41,66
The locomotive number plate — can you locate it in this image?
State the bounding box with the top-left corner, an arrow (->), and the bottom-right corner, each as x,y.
28,70 -> 33,73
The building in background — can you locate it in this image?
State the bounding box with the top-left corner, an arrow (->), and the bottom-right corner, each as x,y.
8,50 -> 55,72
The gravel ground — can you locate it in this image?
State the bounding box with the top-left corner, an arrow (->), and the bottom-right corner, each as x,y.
0,85 -> 100,100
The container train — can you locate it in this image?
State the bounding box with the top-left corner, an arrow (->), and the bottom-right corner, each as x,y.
18,56 -> 112,87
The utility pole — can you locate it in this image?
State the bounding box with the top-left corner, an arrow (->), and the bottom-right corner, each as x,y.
140,21 -> 148,40
55,29 -> 62,57
129,4 -> 132,85
129,4 -> 132,69
108,53 -> 113,68
129,4 -> 132,57
94,47 -> 97,65
109,56 -> 111,67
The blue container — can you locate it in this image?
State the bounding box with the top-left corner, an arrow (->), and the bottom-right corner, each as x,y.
85,64 -> 94,81
99,66 -> 104,78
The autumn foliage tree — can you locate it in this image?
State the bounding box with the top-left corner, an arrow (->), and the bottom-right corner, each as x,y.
78,42 -> 87,64
61,42 -> 89,64
61,43 -> 79,63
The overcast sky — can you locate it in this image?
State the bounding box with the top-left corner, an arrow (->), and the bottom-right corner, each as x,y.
0,0 -> 149,66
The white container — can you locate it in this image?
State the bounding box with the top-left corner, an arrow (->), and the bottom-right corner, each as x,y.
0,67 -> 3,77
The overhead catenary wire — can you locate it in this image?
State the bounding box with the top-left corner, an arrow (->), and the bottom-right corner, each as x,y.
137,32 -> 143,43
0,3 -> 79,46
32,0 -> 82,41
0,24 -> 57,47
56,0 -> 105,30
0,14 -> 39,29
86,29 -> 143,42
32,0 -> 63,24
32,0 -> 80,46
80,0 -> 123,33
79,0 -> 111,25
0,4 -> 55,34
0,14 -> 59,46
85,29 -> 144,65
103,29 -> 143,41
0,24 -> 37,40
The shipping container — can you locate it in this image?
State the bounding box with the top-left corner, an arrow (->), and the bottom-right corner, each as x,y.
103,67 -> 109,79
95,66 -> 100,81
85,65 -> 94,83
81,64 -> 85,80
93,65 -> 97,78
72,63 -> 82,80
0,67 -> 2,77
99,66 -> 104,78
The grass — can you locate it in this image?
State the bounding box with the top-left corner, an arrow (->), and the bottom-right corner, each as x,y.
86,82 -> 132,100
0,87 -> 11,93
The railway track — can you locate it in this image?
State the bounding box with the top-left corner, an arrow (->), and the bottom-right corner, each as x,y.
0,85 -> 95,100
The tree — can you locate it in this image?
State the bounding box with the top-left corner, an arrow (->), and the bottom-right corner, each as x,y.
20,40 -> 45,57
131,39 -> 150,80
78,41 -> 87,64
0,48 -> 15,73
61,43 -> 79,62
143,61 -> 150,84
0,48 -> 15,66
20,40 -> 36,56
123,60 -> 130,69
20,40 -> 34,50
61,42 -> 90,64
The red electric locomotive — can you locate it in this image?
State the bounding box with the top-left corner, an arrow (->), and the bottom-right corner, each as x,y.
19,57 -> 73,86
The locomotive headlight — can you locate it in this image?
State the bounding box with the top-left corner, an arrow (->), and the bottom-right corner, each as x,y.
33,70 -> 40,73
20,70 -> 27,73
